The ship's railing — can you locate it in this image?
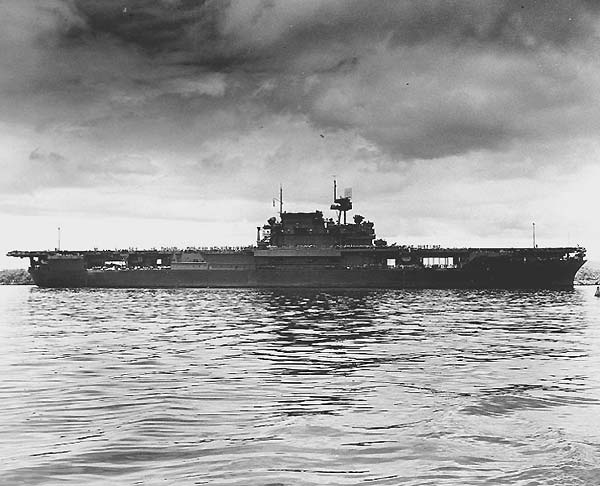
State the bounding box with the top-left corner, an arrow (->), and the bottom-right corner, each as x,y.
182,246 -> 256,252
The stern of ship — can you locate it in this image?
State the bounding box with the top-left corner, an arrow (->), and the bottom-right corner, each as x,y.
28,254 -> 87,288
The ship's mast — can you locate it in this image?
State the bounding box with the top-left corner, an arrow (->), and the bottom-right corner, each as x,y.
273,184 -> 283,219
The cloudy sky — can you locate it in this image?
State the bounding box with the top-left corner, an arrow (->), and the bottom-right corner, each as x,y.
2,0 -> 600,268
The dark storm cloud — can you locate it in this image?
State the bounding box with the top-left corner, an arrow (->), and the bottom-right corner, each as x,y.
69,1 -> 600,62
3,0 -> 600,167
44,0 -> 598,160
71,1 -> 216,54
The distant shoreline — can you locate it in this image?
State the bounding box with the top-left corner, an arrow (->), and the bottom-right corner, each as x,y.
0,269 -> 33,285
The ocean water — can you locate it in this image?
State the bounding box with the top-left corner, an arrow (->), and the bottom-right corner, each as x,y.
1,286 -> 600,486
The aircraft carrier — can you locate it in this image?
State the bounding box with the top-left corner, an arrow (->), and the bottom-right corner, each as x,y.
7,183 -> 586,289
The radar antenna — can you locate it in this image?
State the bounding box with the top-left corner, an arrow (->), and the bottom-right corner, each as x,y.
330,178 -> 352,224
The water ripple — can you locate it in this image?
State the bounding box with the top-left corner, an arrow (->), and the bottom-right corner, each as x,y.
1,286 -> 600,485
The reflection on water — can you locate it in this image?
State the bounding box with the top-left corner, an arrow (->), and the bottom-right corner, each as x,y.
1,286 -> 600,485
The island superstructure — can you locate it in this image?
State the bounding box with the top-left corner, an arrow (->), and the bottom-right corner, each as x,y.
7,183 -> 586,289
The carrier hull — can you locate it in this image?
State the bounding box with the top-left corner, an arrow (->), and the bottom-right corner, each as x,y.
25,251 -> 584,289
